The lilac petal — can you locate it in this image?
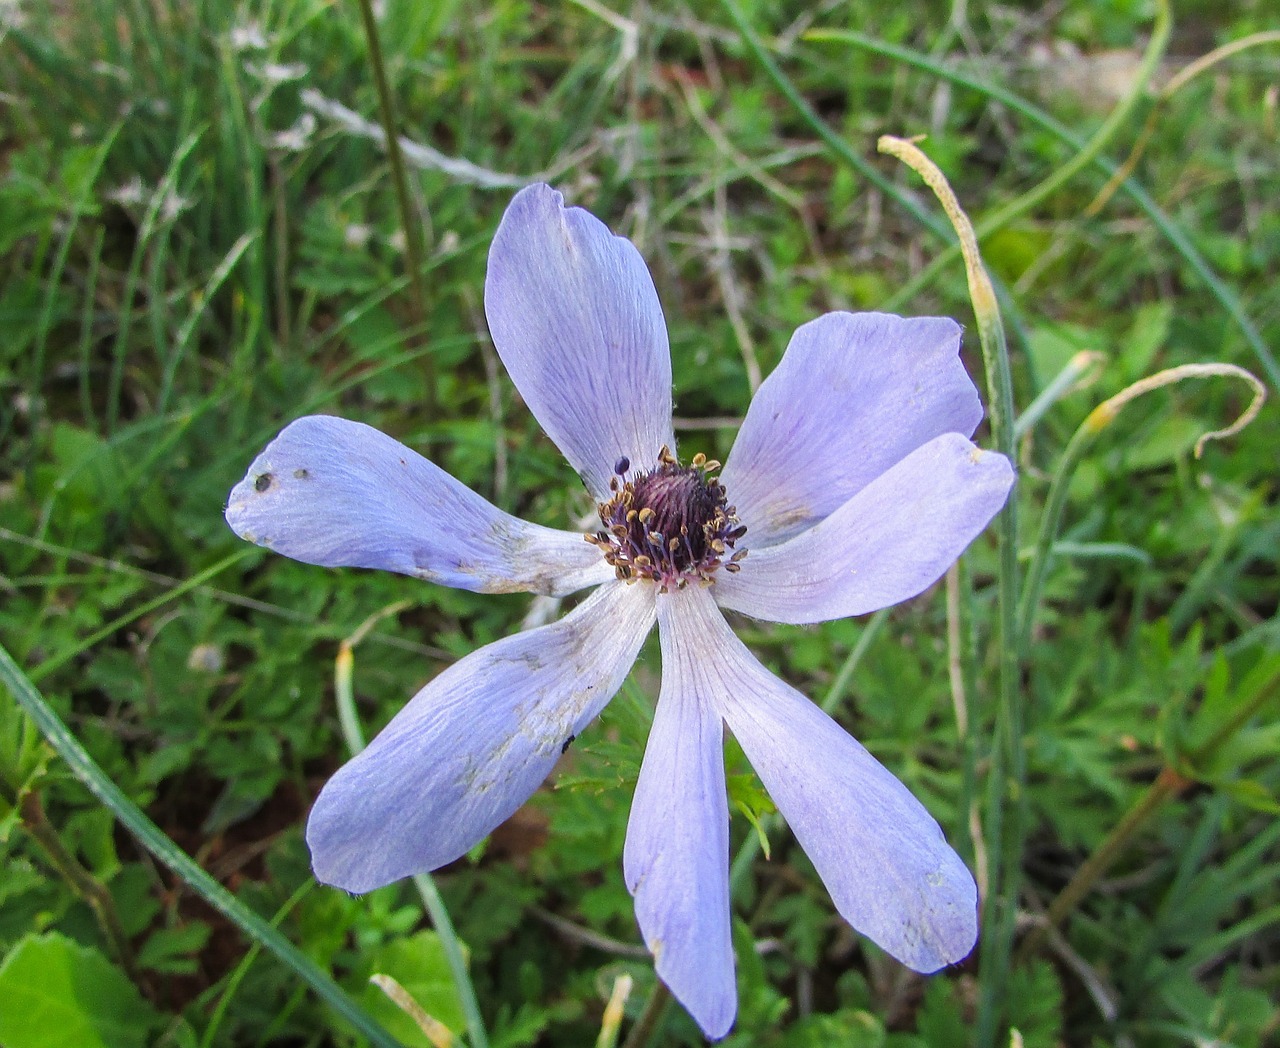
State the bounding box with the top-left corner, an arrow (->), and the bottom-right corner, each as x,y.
484,184 -> 675,499
716,433 -> 1013,624
667,587 -> 977,973
624,599 -> 735,1039
720,312 -> 982,546
307,581 -> 654,892
226,415 -> 611,597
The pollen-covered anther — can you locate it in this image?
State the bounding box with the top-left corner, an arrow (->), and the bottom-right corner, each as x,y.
590,447 -> 748,593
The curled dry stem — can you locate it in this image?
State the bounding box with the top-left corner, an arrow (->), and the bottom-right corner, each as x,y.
876,132 -> 1019,1048
877,134 -> 998,321
1019,362 -> 1265,652
1084,362 -> 1266,457
1087,29 -> 1280,215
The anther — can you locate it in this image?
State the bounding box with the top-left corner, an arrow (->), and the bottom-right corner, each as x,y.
587,444 -> 747,591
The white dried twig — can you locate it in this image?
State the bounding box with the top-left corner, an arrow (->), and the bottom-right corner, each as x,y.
300,88 -> 528,189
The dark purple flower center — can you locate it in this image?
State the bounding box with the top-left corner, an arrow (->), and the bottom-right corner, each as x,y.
587,446 -> 747,592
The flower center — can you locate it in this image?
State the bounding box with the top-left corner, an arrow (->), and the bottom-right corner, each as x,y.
587,446 -> 747,592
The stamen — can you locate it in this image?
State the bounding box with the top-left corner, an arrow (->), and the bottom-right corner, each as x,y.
589,446 -> 748,593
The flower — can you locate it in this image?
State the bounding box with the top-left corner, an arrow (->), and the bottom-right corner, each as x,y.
225,183 -> 1014,1038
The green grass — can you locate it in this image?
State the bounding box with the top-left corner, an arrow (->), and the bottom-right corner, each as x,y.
2,1 -> 1278,1046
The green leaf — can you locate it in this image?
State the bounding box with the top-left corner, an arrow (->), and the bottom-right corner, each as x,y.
1214,778 -> 1280,815
726,770 -> 776,852
356,930 -> 468,1046
1121,414 -> 1209,471
1119,301 -> 1172,381
0,699 -> 52,840
913,976 -> 969,1047
1005,960 -> 1063,1048
0,932 -> 160,1048
136,921 -> 211,975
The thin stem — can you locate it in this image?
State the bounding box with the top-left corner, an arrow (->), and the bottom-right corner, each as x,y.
947,562 -> 988,893
19,792 -> 138,980
29,123 -> 119,452
853,0 -> 1169,316
269,154 -> 293,351
1016,422 -> 1094,652
200,879 -> 314,1048
716,0 -> 944,237
620,981 -> 671,1048
0,643 -> 401,1048
30,549 -> 251,683
335,607 -> 490,1048
875,135 -> 1019,1048
1017,767 -> 1190,961
1014,351 -> 1104,440
1015,531 -> 1277,968
353,0 -> 435,409
1190,659 -> 1280,769
409,875 -> 487,1048
982,0 -> 1170,237
106,131 -> 203,435
1161,29 -> 1280,98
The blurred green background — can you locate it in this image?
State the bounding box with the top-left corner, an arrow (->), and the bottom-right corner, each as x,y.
1,0 -> 1277,1045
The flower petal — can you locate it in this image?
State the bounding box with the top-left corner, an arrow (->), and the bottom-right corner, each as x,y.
720,312 -> 982,546
484,184 -> 675,499
624,599 -> 735,1039
716,433 -> 1013,624
226,415 -> 611,597
666,586 -> 977,973
307,581 -> 654,892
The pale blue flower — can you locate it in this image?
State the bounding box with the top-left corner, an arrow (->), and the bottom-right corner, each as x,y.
227,183 -> 1014,1038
